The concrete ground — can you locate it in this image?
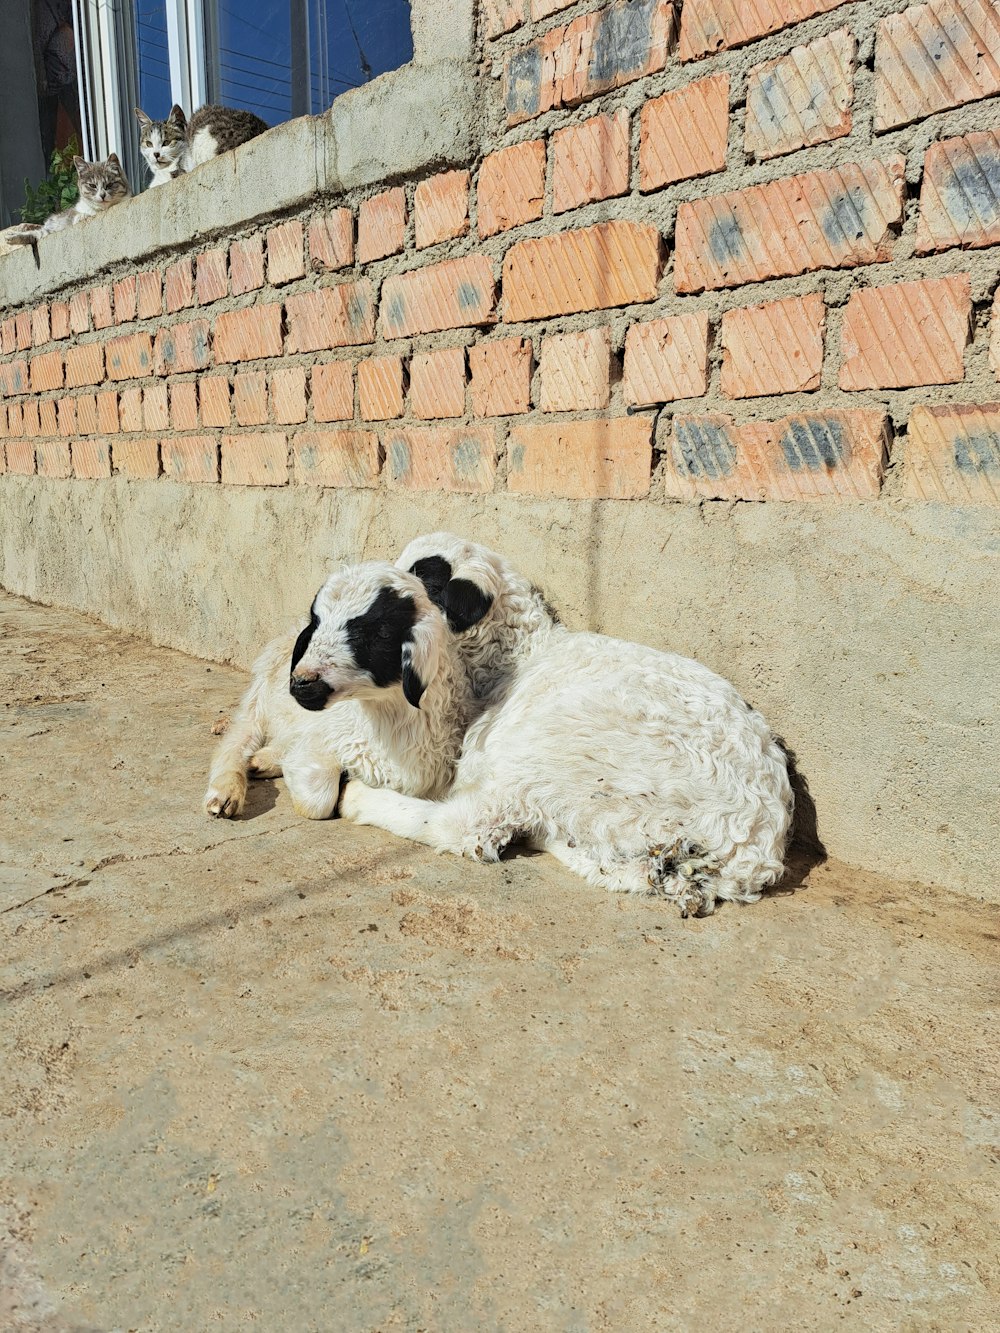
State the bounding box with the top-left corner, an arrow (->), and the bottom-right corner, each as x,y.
1,590 -> 998,1332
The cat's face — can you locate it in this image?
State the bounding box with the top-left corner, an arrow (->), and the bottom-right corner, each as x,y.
74,154 -> 131,210
135,105 -> 187,174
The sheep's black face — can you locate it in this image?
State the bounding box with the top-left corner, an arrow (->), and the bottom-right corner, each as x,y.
344,585 -> 417,688
409,554 -> 494,633
289,565 -> 435,711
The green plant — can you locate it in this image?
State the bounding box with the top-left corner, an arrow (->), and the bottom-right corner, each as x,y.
21,138 -> 81,224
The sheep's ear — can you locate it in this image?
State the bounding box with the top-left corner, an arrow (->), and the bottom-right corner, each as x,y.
400,609 -> 440,710
443,578 -> 493,632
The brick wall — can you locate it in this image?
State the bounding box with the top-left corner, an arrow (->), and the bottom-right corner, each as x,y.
2,0 -> 1000,505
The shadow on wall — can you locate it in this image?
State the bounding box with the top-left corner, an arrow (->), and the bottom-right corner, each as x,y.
779,741 -> 826,891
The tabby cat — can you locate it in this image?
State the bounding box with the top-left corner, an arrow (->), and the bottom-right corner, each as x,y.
7,155 -> 131,245
136,103 -> 269,188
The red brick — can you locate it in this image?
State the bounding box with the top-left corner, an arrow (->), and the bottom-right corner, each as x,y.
286,282 -> 376,352
359,356 -> 406,421
214,303 -> 283,362
0,408 -> 6,444
721,294 -> 825,398
165,258 -> 194,313
839,276 -> 970,391
271,367 -> 307,424
503,222 -> 662,321
32,305 -> 50,347
745,30 -> 855,161
266,220 -> 305,285
200,376 -> 231,428
663,409 -> 888,501
6,403 -> 23,437
410,348 -> 467,419
552,111 -> 630,214
508,416 -> 653,498
115,439 -> 161,479
674,157 -> 905,293
97,390 -> 119,434
196,249 -> 229,304
72,439 -> 112,479
35,441 -> 68,478
221,433 -> 288,486
293,430 -> 381,487
385,425 -> 496,493
484,0 -> 526,38
991,289 -> 1000,379
50,301 -> 70,341
68,293 -> 90,335
916,131 -> 1000,254
504,0 -> 676,125
39,400 -> 59,436
171,382 -> 199,431
679,0 -> 849,62
163,437 -> 217,483
75,395 -> 97,436
1,317 -> 15,354
415,172 -> 470,249
230,237 -> 266,294
15,312 -> 32,351
7,441 -> 36,475
113,275 -> 137,324
234,373 -> 270,425
137,270 -> 163,319
308,211 -> 354,271
57,398 -> 76,436
312,362 -> 354,421
640,74 -> 729,191
357,188 -> 407,263
470,337 -> 532,416
64,343 -> 105,388
478,141 -> 545,238
530,0 -> 575,17
874,0 -> 1000,131
0,360 -> 28,397
21,400 -> 40,437
539,327 -> 611,411
623,312 -> 710,406
118,387 -> 144,432
143,384 -> 170,432
154,320 -> 212,375
89,286 -> 114,330
106,332 -> 154,380
380,258 -> 496,339
31,351 -> 63,393
901,403 -> 1000,503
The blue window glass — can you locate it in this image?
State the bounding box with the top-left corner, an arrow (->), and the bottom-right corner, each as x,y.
214,0 -> 413,126
136,0 -> 171,114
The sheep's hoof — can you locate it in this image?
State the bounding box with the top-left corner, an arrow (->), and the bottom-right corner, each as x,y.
205,781 -> 245,818
471,824 -> 519,863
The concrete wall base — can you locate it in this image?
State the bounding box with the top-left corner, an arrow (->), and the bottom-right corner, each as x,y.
2,476 -> 996,899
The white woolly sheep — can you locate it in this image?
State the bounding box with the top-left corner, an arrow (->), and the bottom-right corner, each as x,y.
341,533 -> 794,916
204,562 -> 472,821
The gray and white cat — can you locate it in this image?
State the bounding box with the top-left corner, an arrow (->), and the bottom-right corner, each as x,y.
7,154 -> 131,245
136,103 -> 269,188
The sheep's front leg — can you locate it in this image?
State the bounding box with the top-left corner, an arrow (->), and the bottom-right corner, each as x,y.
339,781 -> 467,855
205,706 -> 262,817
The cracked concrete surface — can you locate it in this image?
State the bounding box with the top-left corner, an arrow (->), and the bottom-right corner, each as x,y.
1,590 -> 998,1331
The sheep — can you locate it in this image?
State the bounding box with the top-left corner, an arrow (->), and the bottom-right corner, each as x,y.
342,533 -> 794,916
203,562 -> 472,821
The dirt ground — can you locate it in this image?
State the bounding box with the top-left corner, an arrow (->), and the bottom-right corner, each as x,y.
1,589 -> 998,1332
